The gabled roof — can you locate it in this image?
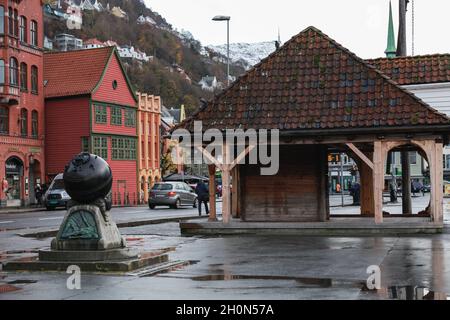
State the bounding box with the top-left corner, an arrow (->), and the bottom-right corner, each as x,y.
44,46 -> 136,101
366,54 -> 450,85
178,27 -> 449,133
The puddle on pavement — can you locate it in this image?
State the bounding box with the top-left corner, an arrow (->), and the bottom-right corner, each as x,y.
191,274 -> 344,288
6,250 -> 39,255
382,286 -> 449,300
8,280 -> 38,285
138,260 -> 199,277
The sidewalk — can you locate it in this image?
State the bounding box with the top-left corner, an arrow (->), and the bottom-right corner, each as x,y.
0,207 -> 44,215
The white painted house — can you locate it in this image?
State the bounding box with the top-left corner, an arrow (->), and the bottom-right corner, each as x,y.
137,15 -> 156,26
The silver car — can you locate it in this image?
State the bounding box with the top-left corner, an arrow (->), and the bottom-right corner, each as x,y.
149,182 -> 198,210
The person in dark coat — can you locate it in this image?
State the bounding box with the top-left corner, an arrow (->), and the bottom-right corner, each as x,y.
195,181 -> 209,216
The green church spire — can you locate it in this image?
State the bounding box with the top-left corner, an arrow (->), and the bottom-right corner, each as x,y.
385,1 -> 397,58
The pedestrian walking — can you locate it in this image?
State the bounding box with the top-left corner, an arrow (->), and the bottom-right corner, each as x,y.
35,183 -> 43,206
195,180 -> 209,216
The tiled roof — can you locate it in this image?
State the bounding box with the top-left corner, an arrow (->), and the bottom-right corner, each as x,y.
44,46 -> 114,98
367,54 -> 450,85
178,27 -> 449,133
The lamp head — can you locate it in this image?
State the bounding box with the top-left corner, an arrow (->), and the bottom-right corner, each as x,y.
212,15 -> 230,21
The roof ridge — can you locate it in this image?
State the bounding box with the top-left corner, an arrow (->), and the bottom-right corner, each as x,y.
367,53 -> 450,62
44,46 -> 115,55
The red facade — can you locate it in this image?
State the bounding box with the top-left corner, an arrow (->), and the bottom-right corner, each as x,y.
44,47 -> 139,205
0,0 -> 45,207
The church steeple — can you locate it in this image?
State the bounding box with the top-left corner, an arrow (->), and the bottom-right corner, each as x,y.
385,1 -> 397,58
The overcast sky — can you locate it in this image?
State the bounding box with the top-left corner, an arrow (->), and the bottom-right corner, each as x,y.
145,0 -> 449,59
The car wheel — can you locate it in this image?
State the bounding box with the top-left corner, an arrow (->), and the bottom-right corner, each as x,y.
149,204 -> 155,210
46,206 -> 54,211
193,198 -> 198,208
174,198 -> 181,209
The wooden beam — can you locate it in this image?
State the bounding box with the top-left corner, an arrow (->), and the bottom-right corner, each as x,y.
229,144 -> 255,170
195,145 -> 223,170
346,143 -> 374,170
359,154 -> 375,217
317,146 -> 328,222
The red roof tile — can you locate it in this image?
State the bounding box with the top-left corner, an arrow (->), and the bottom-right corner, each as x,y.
367,54 -> 450,85
44,47 -> 114,98
179,27 -> 449,132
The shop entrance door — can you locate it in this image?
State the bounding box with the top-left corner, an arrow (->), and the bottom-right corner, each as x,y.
5,157 -> 24,207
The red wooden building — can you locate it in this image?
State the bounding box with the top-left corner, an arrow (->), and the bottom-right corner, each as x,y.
0,0 -> 45,207
44,46 -> 139,205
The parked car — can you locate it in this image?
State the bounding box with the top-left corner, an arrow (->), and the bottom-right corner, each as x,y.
44,174 -> 71,210
422,184 -> 431,193
148,182 -> 198,210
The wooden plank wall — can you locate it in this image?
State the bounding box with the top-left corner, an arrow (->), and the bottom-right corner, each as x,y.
241,145 -> 326,222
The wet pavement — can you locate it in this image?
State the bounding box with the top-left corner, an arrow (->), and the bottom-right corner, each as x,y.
0,199 -> 450,300
1,224 -> 450,299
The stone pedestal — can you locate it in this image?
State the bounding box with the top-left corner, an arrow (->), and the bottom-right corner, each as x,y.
4,201 -> 167,272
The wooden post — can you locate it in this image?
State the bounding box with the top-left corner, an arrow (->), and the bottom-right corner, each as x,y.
318,146 -> 328,222
231,166 -> 238,218
232,165 -> 240,218
429,141 -> 444,223
373,141 -> 384,224
222,143 -> 231,224
401,149 -> 412,214
208,164 -> 217,221
360,153 -> 374,217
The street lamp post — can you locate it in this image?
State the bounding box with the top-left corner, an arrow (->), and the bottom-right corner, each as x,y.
212,15 -> 231,86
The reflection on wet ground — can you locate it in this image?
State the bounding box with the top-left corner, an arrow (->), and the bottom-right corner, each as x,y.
371,286 -> 449,300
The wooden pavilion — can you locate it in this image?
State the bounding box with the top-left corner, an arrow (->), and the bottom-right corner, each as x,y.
175,27 -> 450,233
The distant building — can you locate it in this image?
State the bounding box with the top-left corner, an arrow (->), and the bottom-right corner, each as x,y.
136,92 -> 162,203
54,33 -> 83,51
111,6 -> 127,19
160,105 -> 185,175
43,3 -> 68,21
117,45 -> 151,62
65,5 -> 83,27
83,38 -> 105,49
137,15 -> 156,26
103,40 -> 119,47
44,36 -> 54,50
199,76 -> 218,92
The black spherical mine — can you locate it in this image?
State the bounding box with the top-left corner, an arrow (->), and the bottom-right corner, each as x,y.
63,152 -> 113,203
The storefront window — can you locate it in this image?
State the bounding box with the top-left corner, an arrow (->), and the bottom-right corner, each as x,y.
5,157 -> 24,202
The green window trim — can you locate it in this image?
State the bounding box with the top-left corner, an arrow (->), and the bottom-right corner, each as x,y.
111,106 -> 122,125
95,105 -> 107,124
125,109 -> 136,127
93,136 -> 108,160
112,137 -> 136,160
81,137 -> 90,153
